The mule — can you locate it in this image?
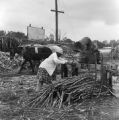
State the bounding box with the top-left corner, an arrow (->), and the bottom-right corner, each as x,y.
10,45 -> 53,73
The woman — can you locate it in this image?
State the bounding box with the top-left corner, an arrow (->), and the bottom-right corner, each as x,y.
36,47 -> 67,91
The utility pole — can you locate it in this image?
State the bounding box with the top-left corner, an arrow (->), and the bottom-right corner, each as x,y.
51,0 -> 64,43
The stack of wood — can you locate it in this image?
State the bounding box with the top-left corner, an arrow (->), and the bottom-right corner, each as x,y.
26,73 -> 109,109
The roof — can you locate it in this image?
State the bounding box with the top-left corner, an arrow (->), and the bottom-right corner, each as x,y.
99,47 -> 112,53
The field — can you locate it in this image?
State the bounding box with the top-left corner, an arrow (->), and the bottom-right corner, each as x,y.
0,73 -> 118,120
0,51 -> 119,120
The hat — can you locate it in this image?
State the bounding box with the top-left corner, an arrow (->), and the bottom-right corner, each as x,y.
49,45 -> 63,54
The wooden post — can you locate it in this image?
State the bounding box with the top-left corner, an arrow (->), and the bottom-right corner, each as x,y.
101,66 -> 107,86
51,0 -> 64,43
107,71 -> 113,93
95,53 -> 97,81
101,66 -> 113,93
100,53 -> 104,82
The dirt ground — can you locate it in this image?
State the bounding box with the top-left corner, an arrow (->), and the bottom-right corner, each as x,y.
0,61 -> 119,120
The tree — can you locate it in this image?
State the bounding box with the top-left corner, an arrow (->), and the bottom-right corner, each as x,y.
7,31 -> 27,40
93,40 -> 104,48
0,30 -> 6,37
109,40 -> 117,47
63,38 -> 74,44
102,40 -> 109,46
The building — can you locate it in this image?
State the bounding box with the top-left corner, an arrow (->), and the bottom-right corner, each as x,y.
27,24 -> 45,41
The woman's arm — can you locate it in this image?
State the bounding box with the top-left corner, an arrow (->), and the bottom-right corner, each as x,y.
53,53 -> 67,64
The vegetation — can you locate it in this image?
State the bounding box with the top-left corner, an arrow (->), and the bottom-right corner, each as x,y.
0,30 -> 119,48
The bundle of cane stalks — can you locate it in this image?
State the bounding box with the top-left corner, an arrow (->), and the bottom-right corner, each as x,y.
26,73 -> 108,109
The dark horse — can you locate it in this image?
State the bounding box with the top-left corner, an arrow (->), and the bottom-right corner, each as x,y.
10,45 -> 53,73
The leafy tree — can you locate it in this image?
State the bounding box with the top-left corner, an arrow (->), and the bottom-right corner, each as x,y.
63,38 -> 74,44
7,31 -> 27,40
102,40 -> 109,46
0,30 -> 6,37
93,40 -> 104,48
109,40 -> 117,47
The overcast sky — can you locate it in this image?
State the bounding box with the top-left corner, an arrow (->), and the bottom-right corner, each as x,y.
0,0 -> 119,41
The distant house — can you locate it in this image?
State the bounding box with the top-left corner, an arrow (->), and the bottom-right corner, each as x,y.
99,47 -> 112,54
99,47 -> 113,61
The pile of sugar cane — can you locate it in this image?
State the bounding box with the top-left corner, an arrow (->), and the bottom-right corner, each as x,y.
26,73 -> 111,109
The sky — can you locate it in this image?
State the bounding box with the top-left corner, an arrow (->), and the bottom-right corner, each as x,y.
0,0 -> 119,42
